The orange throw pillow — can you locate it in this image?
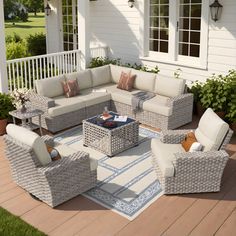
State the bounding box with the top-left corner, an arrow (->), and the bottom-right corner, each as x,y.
181,132 -> 197,152
117,72 -> 136,92
46,145 -> 61,161
62,79 -> 80,98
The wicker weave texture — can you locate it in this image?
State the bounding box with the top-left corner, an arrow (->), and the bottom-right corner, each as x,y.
83,120 -> 139,156
151,129 -> 232,194
4,135 -> 97,207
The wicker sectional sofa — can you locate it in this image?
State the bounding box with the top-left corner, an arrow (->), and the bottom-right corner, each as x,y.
30,64 -> 193,133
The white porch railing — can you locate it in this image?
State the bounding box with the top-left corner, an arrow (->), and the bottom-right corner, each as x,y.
7,50 -> 81,91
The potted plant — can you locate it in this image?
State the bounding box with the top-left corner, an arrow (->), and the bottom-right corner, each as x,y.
226,97 -> 236,132
188,81 -> 204,116
0,93 -> 15,135
199,74 -> 230,118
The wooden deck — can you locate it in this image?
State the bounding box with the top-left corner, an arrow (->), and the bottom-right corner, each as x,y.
0,117 -> 236,236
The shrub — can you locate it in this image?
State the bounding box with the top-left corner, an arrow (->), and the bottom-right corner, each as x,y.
6,41 -> 28,60
0,93 -> 15,120
5,33 -> 23,44
26,33 -> 46,56
18,9 -> 28,22
89,57 -> 159,74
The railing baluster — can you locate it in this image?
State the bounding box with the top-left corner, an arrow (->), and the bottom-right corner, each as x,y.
43,57 -> 46,79
16,62 -> 20,89
40,57 -> 42,80
28,60 -> 32,89
8,63 -> 12,92
12,63 -> 16,91
36,58 -> 39,81
24,60 -> 27,89
32,59 -> 35,89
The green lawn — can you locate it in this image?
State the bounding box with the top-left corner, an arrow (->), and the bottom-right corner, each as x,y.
5,13 -> 46,39
0,207 -> 46,236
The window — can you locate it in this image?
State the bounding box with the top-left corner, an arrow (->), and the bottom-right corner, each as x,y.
146,0 -> 208,67
179,0 -> 202,57
149,0 -> 169,53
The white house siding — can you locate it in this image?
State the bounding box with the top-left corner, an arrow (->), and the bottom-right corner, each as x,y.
89,0 -> 236,83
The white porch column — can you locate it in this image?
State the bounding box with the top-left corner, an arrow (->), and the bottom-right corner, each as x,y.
0,1 -> 8,93
78,0 -> 90,69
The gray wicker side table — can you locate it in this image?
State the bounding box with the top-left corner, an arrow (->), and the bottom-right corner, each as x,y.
9,108 -> 44,136
83,113 -> 139,157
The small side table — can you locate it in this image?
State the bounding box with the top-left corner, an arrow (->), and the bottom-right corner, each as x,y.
9,108 -> 44,136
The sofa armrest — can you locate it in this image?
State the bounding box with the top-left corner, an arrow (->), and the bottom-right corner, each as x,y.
29,92 -> 55,111
167,93 -> 193,109
173,150 -> 229,176
160,129 -> 193,144
37,151 -> 90,177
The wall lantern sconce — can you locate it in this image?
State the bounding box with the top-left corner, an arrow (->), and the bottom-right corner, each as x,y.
210,0 -> 223,22
45,2 -> 51,16
128,0 -> 135,8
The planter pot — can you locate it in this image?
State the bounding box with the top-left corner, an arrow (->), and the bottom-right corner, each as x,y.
215,111 -> 226,119
0,119 -> 8,136
196,103 -> 205,117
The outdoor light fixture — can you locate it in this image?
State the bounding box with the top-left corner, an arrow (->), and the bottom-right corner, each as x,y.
45,2 -> 51,16
210,0 -> 223,22
128,0 -> 135,8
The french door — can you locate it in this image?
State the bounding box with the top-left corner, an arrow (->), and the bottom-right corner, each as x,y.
62,0 -> 78,51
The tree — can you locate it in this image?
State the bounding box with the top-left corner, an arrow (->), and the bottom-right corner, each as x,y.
3,0 -> 16,20
20,0 -> 44,16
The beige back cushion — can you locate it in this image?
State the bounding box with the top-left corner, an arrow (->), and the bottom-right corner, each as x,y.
195,108 -> 229,151
110,64 -> 131,83
131,69 -> 156,92
35,76 -> 65,98
154,76 -> 186,97
66,70 -> 92,90
91,65 -> 111,87
6,124 -> 51,166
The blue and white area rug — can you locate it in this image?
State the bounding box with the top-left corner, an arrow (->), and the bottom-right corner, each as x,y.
54,126 -> 163,220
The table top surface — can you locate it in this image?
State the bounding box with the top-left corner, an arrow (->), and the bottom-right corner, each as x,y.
85,112 -> 137,130
9,108 -> 44,119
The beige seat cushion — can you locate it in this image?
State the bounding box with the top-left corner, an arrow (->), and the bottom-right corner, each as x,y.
78,89 -> 111,107
66,70 -> 92,90
91,65 -> 111,87
131,69 -> 156,92
110,88 -> 141,106
6,124 -> 51,166
110,64 -> 132,83
55,144 -> 98,171
195,108 -> 229,151
35,75 -> 65,98
151,138 -> 185,177
48,95 -> 86,117
154,76 -> 186,98
142,95 -> 172,116
93,83 -> 117,92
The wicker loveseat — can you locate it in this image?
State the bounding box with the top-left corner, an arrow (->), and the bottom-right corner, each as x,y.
30,64 -> 193,133
4,124 -> 97,207
151,108 -> 233,194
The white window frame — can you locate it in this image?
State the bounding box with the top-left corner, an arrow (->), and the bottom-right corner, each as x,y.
140,0 -> 209,69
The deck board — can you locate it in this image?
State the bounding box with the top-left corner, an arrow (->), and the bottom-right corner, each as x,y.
0,119 -> 235,236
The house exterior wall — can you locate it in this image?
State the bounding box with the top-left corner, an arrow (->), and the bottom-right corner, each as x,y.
89,0 -> 236,82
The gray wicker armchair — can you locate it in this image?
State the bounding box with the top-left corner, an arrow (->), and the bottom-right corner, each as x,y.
4,124 -> 97,207
151,108 -> 233,194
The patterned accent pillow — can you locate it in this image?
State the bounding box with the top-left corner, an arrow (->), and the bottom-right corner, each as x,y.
46,145 -> 61,162
117,72 -> 136,92
62,79 -> 80,98
181,132 -> 198,152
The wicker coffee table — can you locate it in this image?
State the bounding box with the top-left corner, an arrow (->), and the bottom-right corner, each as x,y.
83,112 -> 139,157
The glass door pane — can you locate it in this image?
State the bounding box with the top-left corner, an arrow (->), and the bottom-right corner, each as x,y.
62,0 -> 78,51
